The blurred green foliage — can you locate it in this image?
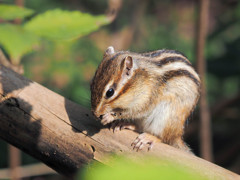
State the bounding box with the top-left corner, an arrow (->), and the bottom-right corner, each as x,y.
0,24 -> 39,64
0,4 -> 109,64
207,24 -> 240,111
78,156 -> 206,180
24,9 -> 109,40
0,4 -> 34,20
23,38 -> 102,107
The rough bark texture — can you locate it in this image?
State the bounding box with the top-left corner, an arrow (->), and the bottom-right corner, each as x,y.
0,65 -> 238,179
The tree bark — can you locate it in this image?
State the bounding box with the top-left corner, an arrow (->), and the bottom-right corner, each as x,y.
196,0 -> 213,161
0,65 -> 238,179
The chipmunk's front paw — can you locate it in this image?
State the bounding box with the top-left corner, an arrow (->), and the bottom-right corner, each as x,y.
110,120 -> 136,132
131,133 -> 160,151
101,113 -> 115,125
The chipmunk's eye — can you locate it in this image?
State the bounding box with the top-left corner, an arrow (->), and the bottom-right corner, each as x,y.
106,88 -> 114,98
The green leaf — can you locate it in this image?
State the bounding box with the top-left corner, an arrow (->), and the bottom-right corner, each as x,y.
78,156 -> 208,180
0,4 -> 34,20
24,9 -> 110,41
0,24 -> 39,64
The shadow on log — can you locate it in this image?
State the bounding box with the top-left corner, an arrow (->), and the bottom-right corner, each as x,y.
0,65 -> 239,179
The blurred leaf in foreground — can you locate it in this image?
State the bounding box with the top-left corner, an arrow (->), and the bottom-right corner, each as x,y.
0,4 -> 34,20
24,9 -> 110,41
0,24 -> 39,64
78,156 -> 207,180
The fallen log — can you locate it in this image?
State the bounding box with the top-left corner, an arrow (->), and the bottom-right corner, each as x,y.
0,65 -> 238,179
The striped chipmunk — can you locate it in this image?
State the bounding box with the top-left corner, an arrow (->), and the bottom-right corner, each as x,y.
91,46 -> 200,153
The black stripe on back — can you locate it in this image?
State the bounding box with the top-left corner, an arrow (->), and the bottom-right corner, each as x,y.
155,56 -> 192,67
141,49 -> 186,58
162,69 -> 200,87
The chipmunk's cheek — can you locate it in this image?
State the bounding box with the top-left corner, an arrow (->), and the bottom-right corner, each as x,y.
101,113 -> 115,125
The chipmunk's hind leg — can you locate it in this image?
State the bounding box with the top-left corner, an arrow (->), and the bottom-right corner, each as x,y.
160,119 -> 194,154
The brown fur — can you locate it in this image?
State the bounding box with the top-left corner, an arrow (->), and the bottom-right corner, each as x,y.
91,47 -> 200,153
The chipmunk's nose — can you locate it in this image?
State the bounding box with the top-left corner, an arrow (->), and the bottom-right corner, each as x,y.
92,110 -> 104,120
91,108 -> 105,120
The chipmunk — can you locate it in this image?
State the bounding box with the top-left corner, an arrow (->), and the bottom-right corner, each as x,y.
91,46 -> 200,153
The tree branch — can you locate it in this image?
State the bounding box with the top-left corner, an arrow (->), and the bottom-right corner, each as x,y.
0,163 -> 56,179
0,65 -> 238,178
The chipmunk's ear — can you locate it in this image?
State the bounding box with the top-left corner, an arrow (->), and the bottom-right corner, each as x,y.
104,46 -> 115,56
122,56 -> 133,76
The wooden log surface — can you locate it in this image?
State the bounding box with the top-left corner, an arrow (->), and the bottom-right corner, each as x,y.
0,65 -> 239,179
